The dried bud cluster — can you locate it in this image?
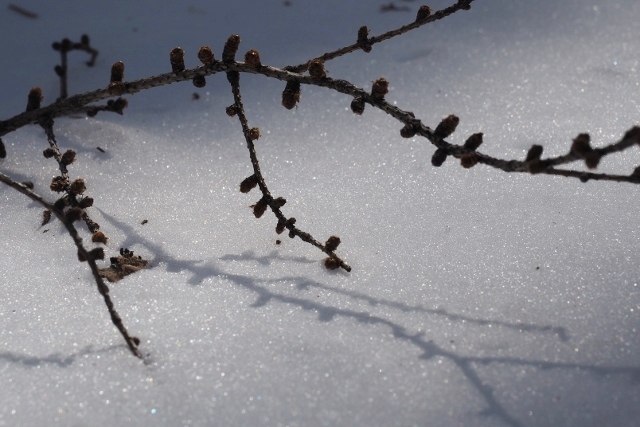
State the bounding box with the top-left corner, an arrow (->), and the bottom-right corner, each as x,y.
357,26 -> 372,53
325,235 -> 341,252
198,46 -> 215,65
434,114 -> 459,138
282,80 -> 301,110
351,97 -> 365,115
248,127 -> 261,141
26,87 -> 43,112
108,61 -> 125,96
170,47 -> 185,72
308,59 -> 327,80
92,231 -> 108,244
415,6 -> 433,22
371,78 -> 389,100
324,256 -> 340,270
69,178 -> 86,195
51,176 -> 68,192
223,34 -> 241,62
240,174 -> 259,193
244,49 -> 262,68
226,105 -> 238,117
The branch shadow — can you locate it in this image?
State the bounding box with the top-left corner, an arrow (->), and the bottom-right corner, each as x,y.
98,210 -> 640,427
0,344 -> 125,369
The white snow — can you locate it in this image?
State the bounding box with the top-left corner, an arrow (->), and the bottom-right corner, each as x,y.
0,1 -> 639,426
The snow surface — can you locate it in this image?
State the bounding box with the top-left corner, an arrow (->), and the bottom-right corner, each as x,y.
1,1 -> 639,426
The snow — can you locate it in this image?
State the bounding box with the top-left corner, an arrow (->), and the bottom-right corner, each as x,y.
1,1 -> 639,426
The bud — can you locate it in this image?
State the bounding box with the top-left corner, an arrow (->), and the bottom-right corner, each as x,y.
248,127 -> 261,141
308,59 -> 326,79
50,176 -> 68,192
324,256 -> 340,270
416,5 -> 432,22
434,114 -> 459,138
26,87 -> 43,112
282,80 -> 301,110
525,145 -> 543,162
226,105 -> 238,116
192,75 -> 206,88
276,219 -> 286,234
357,26 -> 372,53
325,236 -> 341,252
570,133 -> 592,156
92,231 -> 109,245
460,152 -> 477,168
371,78 -> 389,100
244,49 -> 262,68
400,124 -> 416,138
198,46 -> 215,65
252,198 -> 268,218
239,175 -> 259,193
170,47 -> 185,72
65,207 -> 84,222
431,148 -> 448,167
79,197 -> 94,208
223,34 -> 241,62
69,178 -> 86,195
350,97 -> 365,115
61,149 -> 76,166
463,133 -> 483,151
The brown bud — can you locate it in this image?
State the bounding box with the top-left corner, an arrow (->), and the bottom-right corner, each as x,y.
252,198 -> 268,218
61,149 -> 76,166
198,46 -> 215,65
50,176 -> 68,192
324,256 -> 340,270
248,127 -> 261,141
65,207 -> 84,222
325,236 -> 341,252
43,147 -> 55,158
308,59 -> 326,79
416,5 -> 432,22
570,133 -> 592,156
0,138 -> 5,159
92,231 -> 109,245
460,152 -> 477,168
286,217 -> 297,226
69,178 -> 86,195
223,34 -> 241,62
463,133 -> 483,151
288,230 -> 295,239
244,49 -> 261,67
276,219 -> 286,234
525,145 -> 543,162
431,148 -> 448,167
192,75 -> 206,88
226,105 -> 238,117
371,78 -> 389,100
170,47 -> 185,72
273,197 -> 287,208
282,80 -> 301,110
350,97 -> 365,115
434,114 -> 459,139
584,151 -> 601,169
110,61 -> 125,82
26,87 -> 43,112
400,124 -> 416,138
357,26 -> 372,53
79,197 -> 94,208
623,126 -> 640,145
240,174 -> 259,193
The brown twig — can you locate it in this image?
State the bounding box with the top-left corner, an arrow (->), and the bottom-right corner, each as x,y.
0,171 -> 142,359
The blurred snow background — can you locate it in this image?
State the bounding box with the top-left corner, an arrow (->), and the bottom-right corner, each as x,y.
0,1 -> 639,426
